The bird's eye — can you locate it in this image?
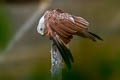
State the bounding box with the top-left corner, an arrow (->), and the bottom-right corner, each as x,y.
40,28 -> 43,31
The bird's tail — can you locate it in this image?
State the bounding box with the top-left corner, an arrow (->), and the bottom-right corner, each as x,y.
52,36 -> 74,69
88,32 -> 103,41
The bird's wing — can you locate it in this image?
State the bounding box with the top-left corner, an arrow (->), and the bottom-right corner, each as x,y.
48,16 -> 75,44
72,16 -> 103,41
71,16 -> 90,37
49,14 -> 90,43
46,16 -> 103,42
72,16 -> 89,28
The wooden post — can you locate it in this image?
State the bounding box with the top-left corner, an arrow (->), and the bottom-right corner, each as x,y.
51,41 -> 63,80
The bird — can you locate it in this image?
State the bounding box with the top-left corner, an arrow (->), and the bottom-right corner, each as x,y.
37,9 -> 103,68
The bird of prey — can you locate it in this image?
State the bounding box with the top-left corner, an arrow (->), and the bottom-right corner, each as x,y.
37,9 -> 103,68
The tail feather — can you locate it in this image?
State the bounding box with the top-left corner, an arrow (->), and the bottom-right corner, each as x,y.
52,36 -> 74,69
88,32 -> 103,41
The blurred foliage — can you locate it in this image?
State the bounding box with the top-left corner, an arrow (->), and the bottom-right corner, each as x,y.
5,0 -> 44,4
0,4 -> 10,50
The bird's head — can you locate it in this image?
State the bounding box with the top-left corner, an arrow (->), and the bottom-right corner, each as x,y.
37,15 -> 46,35
37,9 -> 65,36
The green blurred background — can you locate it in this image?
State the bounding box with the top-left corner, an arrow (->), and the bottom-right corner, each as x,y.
0,0 -> 120,80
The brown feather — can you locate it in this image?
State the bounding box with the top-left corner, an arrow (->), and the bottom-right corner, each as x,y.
58,22 -> 77,34
48,19 -> 68,38
73,16 -> 89,27
61,19 -> 82,33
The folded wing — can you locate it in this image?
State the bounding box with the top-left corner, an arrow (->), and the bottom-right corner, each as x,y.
48,14 -> 90,44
